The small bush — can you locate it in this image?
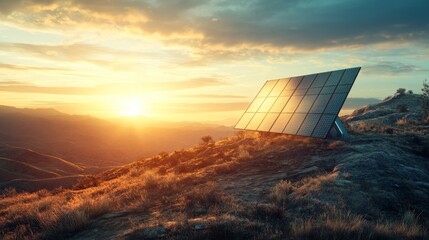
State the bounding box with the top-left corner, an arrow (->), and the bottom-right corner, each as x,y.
396,88 -> 406,95
201,135 -> 214,145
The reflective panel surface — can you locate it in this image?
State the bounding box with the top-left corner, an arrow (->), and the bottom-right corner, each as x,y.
235,67 -> 360,138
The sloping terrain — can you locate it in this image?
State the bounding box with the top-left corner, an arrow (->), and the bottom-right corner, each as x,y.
345,93 -> 429,135
1,130 -> 428,239
0,145 -> 84,191
1,94 -> 428,239
0,105 -> 234,167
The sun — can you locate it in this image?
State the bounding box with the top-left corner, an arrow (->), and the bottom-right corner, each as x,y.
119,98 -> 145,117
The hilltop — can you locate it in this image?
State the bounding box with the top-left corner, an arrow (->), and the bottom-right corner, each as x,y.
0,93 -> 428,239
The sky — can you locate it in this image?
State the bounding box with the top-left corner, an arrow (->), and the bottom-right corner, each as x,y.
0,0 -> 428,124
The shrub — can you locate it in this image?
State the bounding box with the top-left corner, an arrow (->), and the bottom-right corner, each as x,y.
201,135 -> 214,145
422,79 -> 429,118
407,89 -> 414,94
396,88 -> 406,95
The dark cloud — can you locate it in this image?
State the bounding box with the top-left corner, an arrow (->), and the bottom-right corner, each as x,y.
1,0 -> 428,50
363,61 -> 428,75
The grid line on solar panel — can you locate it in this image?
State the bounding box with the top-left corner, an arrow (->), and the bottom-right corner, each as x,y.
311,72 -> 331,88
270,113 -> 292,133
324,70 -> 344,86
283,113 -> 306,134
340,68 -> 360,85
285,76 -> 303,90
311,114 -> 336,138
297,113 -> 321,136
258,113 -> 280,131
297,74 -> 316,89
269,79 -> 289,96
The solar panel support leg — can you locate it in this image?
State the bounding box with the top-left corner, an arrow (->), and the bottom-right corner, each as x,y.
328,117 -> 349,141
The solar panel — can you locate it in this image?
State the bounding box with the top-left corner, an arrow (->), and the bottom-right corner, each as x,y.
235,67 -> 361,138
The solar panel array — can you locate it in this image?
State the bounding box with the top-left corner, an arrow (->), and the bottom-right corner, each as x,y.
235,67 -> 361,138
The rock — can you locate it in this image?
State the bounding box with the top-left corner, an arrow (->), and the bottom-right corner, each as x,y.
194,224 -> 204,230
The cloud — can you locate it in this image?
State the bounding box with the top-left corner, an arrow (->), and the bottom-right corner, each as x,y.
172,94 -> 246,99
0,62 -> 67,71
146,78 -> 229,91
0,42 -> 142,70
1,0 -> 428,52
0,78 -> 228,95
363,61 -> 428,75
157,102 -> 249,113
0,81 -> 94,95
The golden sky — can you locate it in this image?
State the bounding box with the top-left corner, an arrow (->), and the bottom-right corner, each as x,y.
0,0 -> 428,124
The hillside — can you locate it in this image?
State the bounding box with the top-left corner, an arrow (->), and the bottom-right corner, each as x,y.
0,105 -> 234,167
345,93 -> 429,135
0,94 -> 428,239
0,145 -> 84,191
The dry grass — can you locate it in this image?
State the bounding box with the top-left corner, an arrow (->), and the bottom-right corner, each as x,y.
1,131 -> 428,239
269,180 -> 295,208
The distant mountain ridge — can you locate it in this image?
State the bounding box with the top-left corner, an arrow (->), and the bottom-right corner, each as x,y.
0,105 -> 234,167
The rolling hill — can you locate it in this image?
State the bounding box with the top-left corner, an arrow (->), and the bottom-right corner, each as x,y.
0,93 -> 428,239
0,105 -> 234,167
0,145 -> 84,191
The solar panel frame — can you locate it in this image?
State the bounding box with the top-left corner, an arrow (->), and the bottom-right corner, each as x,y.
235,67 -> 360,138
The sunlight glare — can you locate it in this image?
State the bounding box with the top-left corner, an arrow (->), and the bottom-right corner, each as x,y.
119,98 -> 145,117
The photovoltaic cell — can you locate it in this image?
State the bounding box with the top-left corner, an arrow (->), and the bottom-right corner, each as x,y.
246,113 -> 267,130
271,113 -> 292,133
325,70 -> 344,86
297,114 -> 321,136
285,77 -> 303,90
235,112 -> 254,129
235,67 -> 360,138
283,113 -> 306,134
282,95 -> 304,113
296,95 -> 317,113
257,80 -> 278,97
325,93 -> 347,114
311,72 -> 330,88
258,113 -> 280,131
298,74 -> 316,89
271,96 -> 290,112
309,94 -> 331,113
247,98 -> 265,112
269,79 -> 288,96
312,114 -> 337,138
335,84 -> 352,93
307,87 -> 322,95
280,89 -> 295,97
320,85 -> 336,94
340,68 -> 360,85
258,97 -> 277,112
